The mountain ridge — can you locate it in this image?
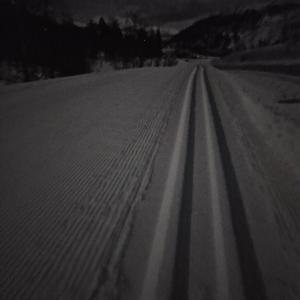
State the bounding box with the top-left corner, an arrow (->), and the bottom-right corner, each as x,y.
169,2 -> 300,57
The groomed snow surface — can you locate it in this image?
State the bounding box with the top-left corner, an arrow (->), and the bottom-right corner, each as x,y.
1,62 -> 300,300
206,67 -> 300,300
0,64 -> 194,300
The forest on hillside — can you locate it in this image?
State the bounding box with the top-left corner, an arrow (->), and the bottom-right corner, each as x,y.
0,2 -> 164,83
170,2 -> 300,57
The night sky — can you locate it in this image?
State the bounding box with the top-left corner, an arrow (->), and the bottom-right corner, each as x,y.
13,0 -> 295,30
62,0 -> 281,22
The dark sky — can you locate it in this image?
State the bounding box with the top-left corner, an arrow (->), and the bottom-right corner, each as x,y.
62,0 -> 281,23
13,0 -> 295,29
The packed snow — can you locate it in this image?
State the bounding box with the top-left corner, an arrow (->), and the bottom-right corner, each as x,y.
0,64 -> 194,300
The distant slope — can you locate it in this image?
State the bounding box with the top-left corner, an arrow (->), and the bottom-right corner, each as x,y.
169,2 -> 300,57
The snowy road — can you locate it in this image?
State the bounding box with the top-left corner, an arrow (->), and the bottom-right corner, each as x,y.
123,64 -> 300,300
1,63 -> 300,300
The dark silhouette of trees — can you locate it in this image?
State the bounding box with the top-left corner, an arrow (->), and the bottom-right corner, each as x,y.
0,2 -> 163,82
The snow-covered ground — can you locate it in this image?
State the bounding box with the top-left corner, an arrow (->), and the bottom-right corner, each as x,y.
1,62 -> 299,300
213,42 -> 300,76
0,64 -> 194,300
121,64 -> 300,300
206,66 -> 300,299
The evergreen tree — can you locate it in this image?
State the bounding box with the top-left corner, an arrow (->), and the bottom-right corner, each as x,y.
0,3 -> 164,82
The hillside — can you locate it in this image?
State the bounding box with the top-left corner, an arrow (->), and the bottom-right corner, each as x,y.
169,2 -> 300,57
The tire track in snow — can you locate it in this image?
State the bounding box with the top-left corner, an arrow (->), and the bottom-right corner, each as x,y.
170,66 -> 197,300
201,68 -> 230,300
203,68 -> 267,300
140,67 -> 198,300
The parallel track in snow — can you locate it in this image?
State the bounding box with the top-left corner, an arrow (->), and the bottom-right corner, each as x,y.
202,68 -> 266,300
4,63 -> 289,300
140,66 -> 267,300
140,67 -> 198,300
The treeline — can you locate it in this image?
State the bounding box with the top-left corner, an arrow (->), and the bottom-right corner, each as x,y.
170,2 -> 300,57
0,2 -> 163,82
